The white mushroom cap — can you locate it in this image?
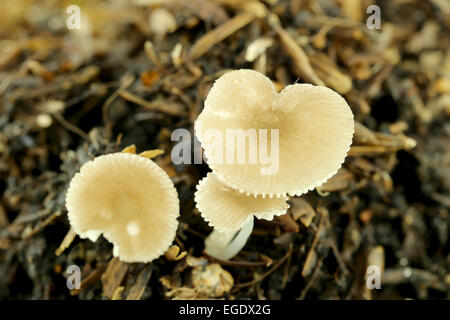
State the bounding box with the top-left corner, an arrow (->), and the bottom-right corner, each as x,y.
195,69 -> 354,197
149,8 -> 177,36
195,173 -> 289,232
65,153 -> 179,263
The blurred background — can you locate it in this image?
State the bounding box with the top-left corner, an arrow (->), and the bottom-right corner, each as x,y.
0,0 -> 449,300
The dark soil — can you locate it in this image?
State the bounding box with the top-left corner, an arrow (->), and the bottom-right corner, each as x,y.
0,0 -> 449,300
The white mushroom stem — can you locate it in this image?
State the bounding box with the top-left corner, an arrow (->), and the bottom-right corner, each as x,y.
204,218 -> 254,261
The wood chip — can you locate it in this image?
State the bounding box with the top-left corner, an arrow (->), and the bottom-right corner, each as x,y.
320,168 -> 354,192
121,144 -> 137,154
101,257 -> 129,299
111,286 -> 125,300
289,198 -> 316,227
189,12 -> 256,60
180,0 -> 229,25
273,214 -> 299,233
0,203 -> 9,228
126,265 -> 152,300
21,211 -> 62,240
55,228 -> 77,257
275,25 -> 325,86
119,90 -> 186,116
70,263 -> 107,296
309,53 -> 352,94
164,245 -> 188,261
139,149 -> 165,159
301,211 -> 328,277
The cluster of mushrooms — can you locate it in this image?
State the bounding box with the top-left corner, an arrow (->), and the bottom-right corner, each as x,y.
65,69 -> 354,263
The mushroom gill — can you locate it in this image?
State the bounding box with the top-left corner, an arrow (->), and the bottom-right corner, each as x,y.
65,152 -> 179,263
195,172 -> 289,233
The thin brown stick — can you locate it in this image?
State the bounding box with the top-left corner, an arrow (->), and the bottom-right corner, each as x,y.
299,257 -> 323,300
203,252 -> 269,268
189,13 -> 255,60
232,244 -> 293,290
53,112 -> 90,140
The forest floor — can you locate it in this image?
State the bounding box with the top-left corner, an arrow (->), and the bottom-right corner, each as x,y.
0,0 -> 449,300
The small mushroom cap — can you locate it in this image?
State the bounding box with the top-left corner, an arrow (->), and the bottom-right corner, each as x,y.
195,69 -> 354,197
65,153 -> 179,263
195,173 -> 289,232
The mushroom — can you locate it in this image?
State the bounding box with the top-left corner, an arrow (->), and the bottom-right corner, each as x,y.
195,173 -> 289,260
65,152 -> 179,263
195,172 -> 289,232
203,219 -> 254,261
148,8 -> 177,37
195,69 -> 354,197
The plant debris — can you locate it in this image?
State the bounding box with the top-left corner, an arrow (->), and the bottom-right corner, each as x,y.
0,0 -> 449,300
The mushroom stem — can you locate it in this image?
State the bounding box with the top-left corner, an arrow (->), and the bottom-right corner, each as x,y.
204,218 -> 254,260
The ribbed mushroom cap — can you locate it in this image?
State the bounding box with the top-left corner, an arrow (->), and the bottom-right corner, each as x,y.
65,153 -> 179,263
195,173 -> 289,232
195,69 -> 354,197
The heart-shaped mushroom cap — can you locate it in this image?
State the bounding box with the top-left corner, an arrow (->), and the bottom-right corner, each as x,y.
195,69 -> 354,197
65,153 -> 179,263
